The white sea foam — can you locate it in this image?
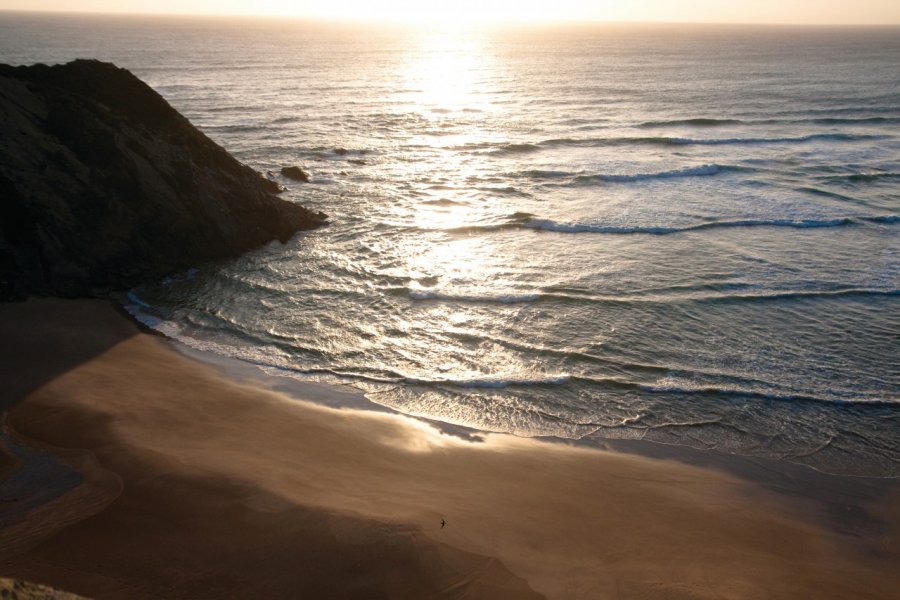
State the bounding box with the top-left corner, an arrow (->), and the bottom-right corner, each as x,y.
21,15 -> 896,476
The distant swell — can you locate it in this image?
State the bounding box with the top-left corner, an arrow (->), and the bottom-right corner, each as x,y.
435,216 -> 868,236
639,116 -> 900,127
639,118 -> 744,127
516,169 -> 575,179
822,172 -> 900,183
635,383 -> 891,406
520,217 -> 857,235
408,290 -> 541,303
402,286 -> 897,306
513,164 -> 748,184
564,375 -> 895,406
338,369 -> 892,404
489,142 -> 541,155
265,368 -> 573,391
473,133 -> 875,155
540,132 -> 877,148
573,164 -> 745,183
407,374 -> 571,389
421,198 -> 468,206
806,116 -> 900,125
418,213 -> 896,237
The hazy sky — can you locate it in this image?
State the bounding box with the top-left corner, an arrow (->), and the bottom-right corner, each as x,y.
1,0 -> 899,25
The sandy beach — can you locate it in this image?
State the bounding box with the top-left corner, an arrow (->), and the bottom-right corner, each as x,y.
0,298 -> 898,599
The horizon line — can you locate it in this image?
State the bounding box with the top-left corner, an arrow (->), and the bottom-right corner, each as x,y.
2,8 -> 900,28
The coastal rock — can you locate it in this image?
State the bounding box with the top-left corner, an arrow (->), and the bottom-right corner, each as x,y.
259,174 -> 285,194
333,147 -> 349,156
0,578 -> 90,599
0,60 -> 325,300
280,166 -> 310,182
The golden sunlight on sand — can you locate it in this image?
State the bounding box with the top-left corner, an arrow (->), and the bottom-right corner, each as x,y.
1,299 -> 898,599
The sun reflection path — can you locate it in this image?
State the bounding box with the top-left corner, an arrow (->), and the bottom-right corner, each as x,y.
400,29 -> 500,118
359,28 -> 563,394
383,29 -> 513,230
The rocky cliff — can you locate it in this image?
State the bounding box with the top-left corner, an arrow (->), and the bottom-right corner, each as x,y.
0,60 -> 325,299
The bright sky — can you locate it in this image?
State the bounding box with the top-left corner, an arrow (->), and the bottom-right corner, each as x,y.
1,0 -> 899,25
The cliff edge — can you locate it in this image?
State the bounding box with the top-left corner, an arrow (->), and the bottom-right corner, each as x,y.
0,59 -> 325,299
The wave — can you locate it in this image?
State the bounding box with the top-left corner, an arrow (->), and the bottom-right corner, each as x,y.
256,363 -> 573,390
436,216 -> 865,236
265,366 -> 573,391
408,290 -> 541,303
289,146 -> 373,159
489,142 -> 542,155
477,186 -> 532,198
634,382 -> 894,406
399,282 -> 898,307
126,290 -> 151,309
540,132 -> 878,148
573,164 -> 746,183
521,217 -> 857,235
639,116 -> 900,127
206,123 -> 265,133
420,198 -> 468,206
201,104 -> 268,114
806,116 -> 900,125
559,374 -> 897,406
407,374 -> 571,389
746,106 -> 900,118
638,118 -> 744,127
511,164 -> 748,184
549,374 -> 897,406
670,133 -> 878,145
419,211 -> 897,238
822,172 -> 900,183
516,169 -> 576,179
795,186 -> 870,204
695,288 -> 900,303
271,115 -> 303,124
471,133 -> 877,156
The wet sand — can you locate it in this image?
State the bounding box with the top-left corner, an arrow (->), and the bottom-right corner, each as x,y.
0,298 -> 898,599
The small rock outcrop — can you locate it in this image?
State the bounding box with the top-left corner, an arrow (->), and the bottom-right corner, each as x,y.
259,174 -> 285,194
0,577 -> 90,599
280,166 -> 310,182
0,60 -> 325,299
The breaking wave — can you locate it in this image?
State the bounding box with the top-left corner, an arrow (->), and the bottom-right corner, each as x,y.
822,172 -> 900,183
573,164 -> 747,183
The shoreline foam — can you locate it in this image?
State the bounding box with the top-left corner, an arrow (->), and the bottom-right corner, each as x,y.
1,298 -> 898,599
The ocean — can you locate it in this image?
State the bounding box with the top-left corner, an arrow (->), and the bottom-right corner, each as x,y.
2,12 -> 898,477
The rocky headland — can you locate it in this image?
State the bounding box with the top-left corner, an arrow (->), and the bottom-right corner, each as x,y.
0,59 -> 325,300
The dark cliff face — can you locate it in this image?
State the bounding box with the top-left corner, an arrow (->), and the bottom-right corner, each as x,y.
0,59 -> 325,299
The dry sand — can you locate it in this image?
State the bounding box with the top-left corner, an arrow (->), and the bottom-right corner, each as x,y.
0,298 -> 898,599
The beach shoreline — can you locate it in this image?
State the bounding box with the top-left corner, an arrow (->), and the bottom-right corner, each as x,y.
1,298 -> 898,599
169,320 -> 900,541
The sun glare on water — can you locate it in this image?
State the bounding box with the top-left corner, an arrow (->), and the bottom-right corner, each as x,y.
271,0 -> 589,25
396,33 -> 507,232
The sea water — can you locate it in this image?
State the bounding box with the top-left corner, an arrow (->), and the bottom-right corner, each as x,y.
2,13 -> 898,476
